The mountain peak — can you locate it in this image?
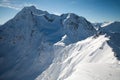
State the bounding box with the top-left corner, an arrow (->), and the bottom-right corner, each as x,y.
61,13 -> 85,20
22,5 -> 37,11
14,6 -> 48,20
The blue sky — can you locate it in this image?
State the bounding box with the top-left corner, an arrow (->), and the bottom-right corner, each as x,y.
0,0 -> 120,24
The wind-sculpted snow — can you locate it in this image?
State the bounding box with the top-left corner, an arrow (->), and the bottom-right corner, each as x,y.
36,35 -> 120,80
0,6 -> 120,80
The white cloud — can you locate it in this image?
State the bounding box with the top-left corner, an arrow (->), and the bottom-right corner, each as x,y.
0,0 -> 37,10
0,0 -> 20,10
0,4 -> 20,10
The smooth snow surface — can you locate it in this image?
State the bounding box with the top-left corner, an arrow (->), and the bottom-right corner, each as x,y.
64,63 -> 120,80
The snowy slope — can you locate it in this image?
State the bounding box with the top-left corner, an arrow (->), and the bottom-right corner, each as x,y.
101,21 -> 120,60
0,6 -> 120,80
0,6 -> 55,80
36,35 -> 120,80
0,6 -> 96,80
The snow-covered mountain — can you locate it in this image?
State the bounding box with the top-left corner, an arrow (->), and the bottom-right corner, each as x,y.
101,21 -> 120,60
0,6 -> 120,80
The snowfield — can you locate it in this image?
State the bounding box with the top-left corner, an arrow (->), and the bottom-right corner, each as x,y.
0,6 -> 120,80
36,35 -> 120,80
64,63 -> 120,80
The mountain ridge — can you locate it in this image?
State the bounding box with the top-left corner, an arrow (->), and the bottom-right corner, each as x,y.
0,6 -> 120,80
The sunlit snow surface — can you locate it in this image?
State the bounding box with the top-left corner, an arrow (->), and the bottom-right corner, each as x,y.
36,35 -> 120,80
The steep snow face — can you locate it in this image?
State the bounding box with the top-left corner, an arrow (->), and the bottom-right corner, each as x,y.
0,6 -> 97,80
36,35 -> 120,80
0,6 -> 60,80
62,13 -> 96,44
101,21 -> 120,60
